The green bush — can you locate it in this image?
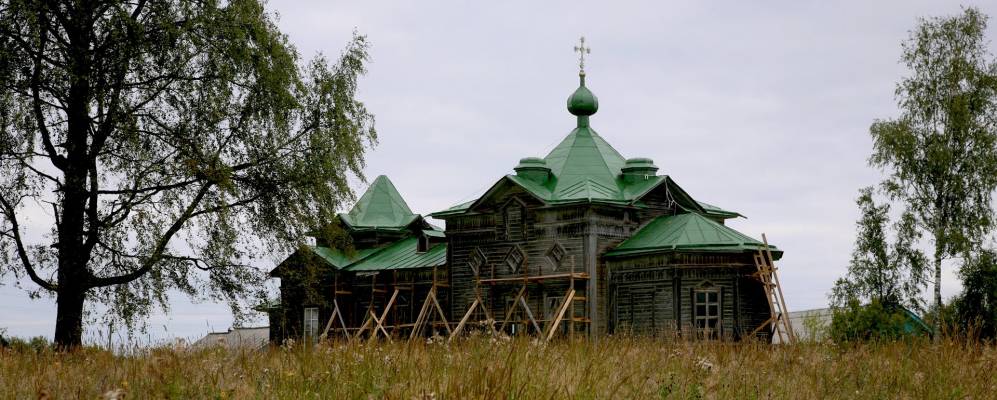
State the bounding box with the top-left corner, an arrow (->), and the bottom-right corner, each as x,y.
0,333 -> 52,353
830,299 -> 921,342
953,250 -> 997,340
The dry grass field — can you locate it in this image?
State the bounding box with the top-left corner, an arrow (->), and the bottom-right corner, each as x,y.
2,336 -> 996,399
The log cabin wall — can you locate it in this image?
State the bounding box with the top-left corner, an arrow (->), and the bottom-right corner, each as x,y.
445,185 -> 593,335
607,253 -> 772,341
271,264 -> 356,344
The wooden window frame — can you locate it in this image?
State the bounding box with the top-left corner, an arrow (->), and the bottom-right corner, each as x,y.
693,288 -> 721,339
303,307 -> 320,342
417,235 -> 429,253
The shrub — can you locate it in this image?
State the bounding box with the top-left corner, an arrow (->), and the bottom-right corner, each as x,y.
829,299 -> 922,342
1,335 -> 52,353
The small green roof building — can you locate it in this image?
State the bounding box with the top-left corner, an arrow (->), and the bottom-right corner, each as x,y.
268,175 -> 448,343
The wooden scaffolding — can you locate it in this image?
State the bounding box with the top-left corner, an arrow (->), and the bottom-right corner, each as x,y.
345,266 -> 452,342
450,255 -> 590,341
749,234 -> 796,343
319,273 -> 353,341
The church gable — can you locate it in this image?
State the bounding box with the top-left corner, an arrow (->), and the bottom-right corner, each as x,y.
466,176 -> 547,215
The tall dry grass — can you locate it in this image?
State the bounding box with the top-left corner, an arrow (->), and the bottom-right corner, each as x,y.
2,335 -> 996,399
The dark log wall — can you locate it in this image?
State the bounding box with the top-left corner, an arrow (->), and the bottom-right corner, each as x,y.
271,265 -> 351,344
270,245 -> 448,343
607,253 -> 773,341
445,184 -> 594,336
273,178 -> 778,342
443,181 -> 698,337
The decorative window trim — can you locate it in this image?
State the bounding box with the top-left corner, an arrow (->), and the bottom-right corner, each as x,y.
468,247 -> 486,276
546,242 -> 567,270
504,245 -> 526,274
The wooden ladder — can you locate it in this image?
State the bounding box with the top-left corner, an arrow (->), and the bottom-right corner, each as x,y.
749,234 -> 796,344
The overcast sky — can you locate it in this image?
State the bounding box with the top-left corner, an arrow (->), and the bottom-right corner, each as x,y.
3,0 -> 997,343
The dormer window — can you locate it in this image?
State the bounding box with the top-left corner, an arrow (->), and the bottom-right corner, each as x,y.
502,199 -> 526,241
417,234 -> 429,253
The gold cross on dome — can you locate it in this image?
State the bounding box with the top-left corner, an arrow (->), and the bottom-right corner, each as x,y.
574,36 -> 591,73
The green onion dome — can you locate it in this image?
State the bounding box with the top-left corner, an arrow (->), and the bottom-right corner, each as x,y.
567,74 -> 599,116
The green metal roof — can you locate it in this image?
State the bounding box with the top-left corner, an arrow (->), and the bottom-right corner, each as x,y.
346,237 -> 447,272
309,246 -> 382,270
428,199 -> 475,218
697,201 -> 744,219
429,74 -> 746,219
605,212 -> 781,259
339,175 -> 418,230
422,229 -> 446,238
542,124 -> 628,200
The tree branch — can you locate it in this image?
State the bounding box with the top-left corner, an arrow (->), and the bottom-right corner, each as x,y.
0,193 -> 56,291
87,182 -> 213,288
29,7 -> 68,170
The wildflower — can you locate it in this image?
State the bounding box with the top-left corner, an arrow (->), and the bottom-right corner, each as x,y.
102,388 -> 126,400
695,357 -> 714,372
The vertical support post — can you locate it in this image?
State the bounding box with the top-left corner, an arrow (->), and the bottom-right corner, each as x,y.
570,255 -> 575,339
585,208 -> 598,339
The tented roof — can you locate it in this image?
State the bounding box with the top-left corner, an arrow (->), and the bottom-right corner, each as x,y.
430,74 -> 742,218
541,125 -> 627,201
340,175 -> 418,230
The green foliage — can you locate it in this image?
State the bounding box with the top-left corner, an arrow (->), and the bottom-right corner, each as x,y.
830,299 -> 922,342
952,249 -> 997,339
0,1 -> 376,345
869,7 -> 997,324
831,187 -> 927,311
0,333 -> 51,353
800,312 -> 829,342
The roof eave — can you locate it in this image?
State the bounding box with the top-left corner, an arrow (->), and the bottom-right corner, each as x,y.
605,246 -> 783,260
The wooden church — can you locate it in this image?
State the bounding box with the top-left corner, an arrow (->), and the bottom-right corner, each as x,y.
268,50 -> 793,343
268,176 -> 449,343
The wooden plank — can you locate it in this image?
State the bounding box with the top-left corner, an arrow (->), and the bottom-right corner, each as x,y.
370,309 -> 391,340
545,289 -> 576,341
354,313 -> 373,338
333,299 -> 350,340
430,290 -> 453,335
449,298 -> 480,340
409,287 -> 435,341
763,234 -> 796,343
372,289 -> 399,341
478,273 -> 589,284
320,306 -> 339,339
498,286 -> 527,333
518,296 -> 542,334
